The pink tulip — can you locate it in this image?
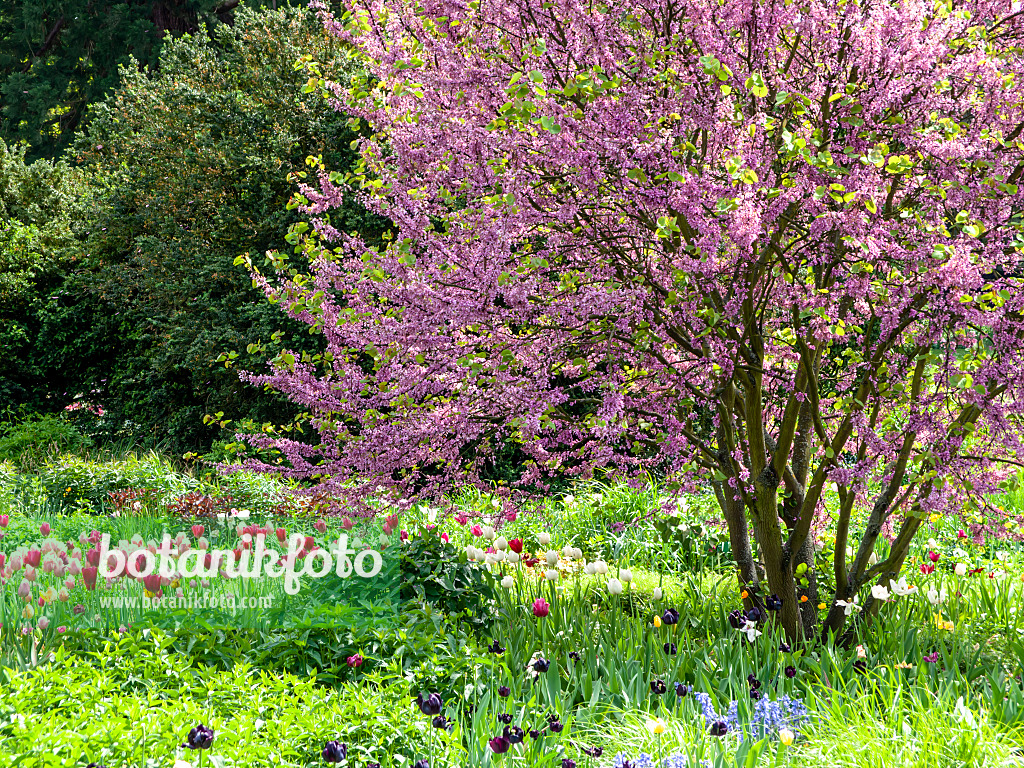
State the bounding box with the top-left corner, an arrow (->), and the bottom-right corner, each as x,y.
441,533 -> 450,543
400,530 -> 409,542
0,515 -> 8,528
82,566 -> 98,591
39,523 -> 51,536
314,519 -> 327,533
0,553 -> 5,569
24,566 -> 37,582
471,525 -> 483,537
276,527 -> 287,544
24,549 -> 41,568
532,598 -> 550,618
191,524 -> 204,538
454,514 -> 469,526
37,617 -> 49,631
142,573 -> 162,594
17,580 -> 31,599
342,517 -> 355,531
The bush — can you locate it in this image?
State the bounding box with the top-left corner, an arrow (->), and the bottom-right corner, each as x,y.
0,413 -> 92,466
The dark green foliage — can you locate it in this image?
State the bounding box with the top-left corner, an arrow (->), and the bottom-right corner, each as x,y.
0,413 -> 92,465
0,0 -> 283,161
3,6 -> 382,453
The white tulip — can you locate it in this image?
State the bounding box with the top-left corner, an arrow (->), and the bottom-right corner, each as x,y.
954,562 -> 967,577
494,536 -> 508,551
653,587 -> 663,600
506,552 -> 521,564
928,538 -> 940,549
926,587 -> 947,606
594,560 -> 609,575
870,584 -> 890,601
572,547 -> 583,559
501,575 -> 515,589
562,546 -> 575,559
465,545 -> 476,560
607,578 -> 623,595
482,525 -> 496,540
546,550 -> 560,566
868,552 -> 878,566
485,553 -> 500,565
888,577 -> 917,596
619,568 -> 633,583
537,532 -> 551,546
584,562 -> 596,575
545,569 -> 559,581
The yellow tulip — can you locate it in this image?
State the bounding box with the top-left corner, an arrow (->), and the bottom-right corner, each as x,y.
646,717 -> 667,735
653,615 -> 662,628
779,728 -> 794,746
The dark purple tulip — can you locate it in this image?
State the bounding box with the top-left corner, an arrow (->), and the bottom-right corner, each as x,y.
746,674 -> 761,690
727,609 -> 745,629
779,641 -> 791,653
674,682 -> 690,697
498,685 -> 511,697
489,736 -> 510,754
533,657 -> 550,673
530,729 -> 542,740
765,594 -> 783,612
322,741 -> 347,763
650,679 -> 667,695
709,721 -> 729,737
549,719 -> 564,733
581,746 -> 603,758
183,724 -> 215,750
853,659 -> 868,675
415,692 -> 443,716
661,608 -> 679,625
568,651 -> 581,662
413,761 -> 430,768
488,640 -> 505,654
367,764 -> 380,768
745,607 -> 762,623
562,761 -> 577,768
503,725 -> 525,744
663,642 -> 677,655
432,715 -> 452,730
86,764 -> 107,768
749,689 -> 761,700
785,665 -> 797,678
498,713 -> 513,724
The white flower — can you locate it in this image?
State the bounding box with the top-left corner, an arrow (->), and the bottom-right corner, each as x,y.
996,551 -> 1009,562
607,578 -> 623,595
619,568 -> 633,583
506,552 -> 521,564
952,547 -> 969,559
501,575 -> 514,589
954,562 -> 967,577
563,495 -> 576,506
653,587 -> 663,600
889,577 -> 917,596
485,553 -> 501,565
594,560 -> 609,575
494,536 -> 508,551
868,552 -> 878,566
537,532 -> 551,546
584,562 -> 596,575
846,546 -> 855,559
572,547 -> 583,559
545,550 -> 560,567
739,619 -> 761,642
927,538 -> 940,550
926,587 -> 947,606
482,525 -> 496,540
562,545 -> 575,559
545,569 -> 559,581
837,596 -> 861,615
870,584 -> 890,601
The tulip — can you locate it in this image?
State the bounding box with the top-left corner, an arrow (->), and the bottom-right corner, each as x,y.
619,568 -> 632,583
545,569 -> 559,581
454,514 -> 469,525
508,538 -> 523,553
537,532 -> 551,546
548,717 -> 563,732
58,588 -> 70,602
322,741 -> 347,763
675,682 -> 690,697
501,575 -> 514,589
954,562 -> 967,577
503,725 -> 525,744
433,715 -> 452,731
40,522 -> 51,536
413,761 -> 429,768
545,550 -> 559,566
779,728 -> 795,746
662,608 -> 679,625
785,665 -> 797,678
487,640 -> 505,654
497,713 -> 513,724
533,657 -> 550,673
663,642 -> 676,655
593,560 -> 609,575
17,580 -> 31,599
870,584 -> 890,601
709,721 -> 728,737
38,617 -> 50,631
471,525 -> 483,537
25,549 -> 41,568
313,519 -> 327,534
652,615 -> 662,628
0,515 -> 8,527
482,525 -> 495,540
183,724 -> 215,750
498,686 -> 511,697
607,578 -> 623,595
765,594 -> 783,611
494,536 -> 508,551
488,737 -> 510,754
532,598 -> 550,618
650,679 -> 667,694
415,692 -> 443,716
928,550 -> 940,562
562,761 -> 576,768
347,654 -> 363,667
646,717 -> 667,735
506,552 -> 520,564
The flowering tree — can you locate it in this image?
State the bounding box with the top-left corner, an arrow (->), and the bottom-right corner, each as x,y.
236,0 -> 1024,640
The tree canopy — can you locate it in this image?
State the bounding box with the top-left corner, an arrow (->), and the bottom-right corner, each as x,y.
239,0 -> 1024,640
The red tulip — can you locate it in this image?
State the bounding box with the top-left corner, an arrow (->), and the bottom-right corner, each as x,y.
919,563 -> 935,575
276,527 -> 287,543
82,566 -> 98,590
314,519 -> 327,533
508,538 -> 524,554
191,524 -> 204,538
928,550 -> 940,562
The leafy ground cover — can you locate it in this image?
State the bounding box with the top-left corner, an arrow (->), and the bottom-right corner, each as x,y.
1,454 -> 1024,767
